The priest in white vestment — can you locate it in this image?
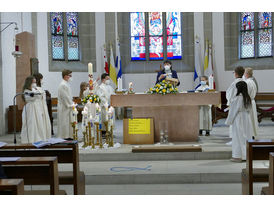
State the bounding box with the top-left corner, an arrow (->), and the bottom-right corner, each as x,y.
225,81 -> 253,162
33,73 -> 51,140
195,76 -> 212,136
95,73 -> 115,132
225,66 -> 245,145
244,67 -> 259,137
21,76 -> 45,143
57,70 -> 73,138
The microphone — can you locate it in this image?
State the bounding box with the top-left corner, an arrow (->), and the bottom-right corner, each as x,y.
24,92 -> 41,97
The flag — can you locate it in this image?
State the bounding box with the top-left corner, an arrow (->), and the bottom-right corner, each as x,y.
103,44 -> 109,74
194,37 -> 202,89
109,45 -> 117,86
116,39 -> 122,79
203,40 -> 209,73
204,42 -> 216,89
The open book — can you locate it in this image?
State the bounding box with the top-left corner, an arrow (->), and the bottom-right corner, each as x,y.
32,138 -> 66,148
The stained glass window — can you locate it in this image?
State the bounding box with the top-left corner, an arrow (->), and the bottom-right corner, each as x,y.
240,12 -> 255,58
50,12 -> 80,61
166,12 -> 182,60
130,12 -> 182,61
240,12 -> 273,59
258,12 -> 272,57
66,12 -> 79,60
149,12 -> 163,60
51,12 -> 64,60
130,12 -> 146,60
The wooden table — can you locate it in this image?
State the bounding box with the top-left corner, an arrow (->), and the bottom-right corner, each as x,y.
111,92 -> 221,142
1,156 -> 59,195
0,179 -> 24,195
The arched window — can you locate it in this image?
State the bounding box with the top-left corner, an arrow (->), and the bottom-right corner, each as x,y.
50,12 -> 80,61
240,12 -> 272,59
130,12 -> 182,61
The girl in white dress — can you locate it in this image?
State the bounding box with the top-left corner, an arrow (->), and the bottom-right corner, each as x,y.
21,76 -> 45,143
225,81 -> 253,162
33,73 -> 52,140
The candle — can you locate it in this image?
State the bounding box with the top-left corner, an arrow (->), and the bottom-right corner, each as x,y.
117,78 -> 122,91
88,63 -> 93,75
209,75 -> 214,90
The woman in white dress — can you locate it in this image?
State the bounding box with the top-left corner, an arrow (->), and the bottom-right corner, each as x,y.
21,76 -> 45,143
225,81 -> 253,162
33,73 -> 52,140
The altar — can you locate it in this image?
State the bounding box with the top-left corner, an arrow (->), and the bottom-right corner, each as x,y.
111,92 -> 221,142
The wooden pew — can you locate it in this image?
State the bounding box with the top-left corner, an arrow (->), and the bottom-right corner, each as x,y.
255,92 -> 274,123
261,152 -> 274,195
0,179 -> 24,195
2,157 -> 59,195
0,142 -> 85,195
241,139 -> 274,195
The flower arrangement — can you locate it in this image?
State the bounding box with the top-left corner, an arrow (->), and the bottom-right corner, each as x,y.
81,94 -> 101,104
147,80 -> 178,95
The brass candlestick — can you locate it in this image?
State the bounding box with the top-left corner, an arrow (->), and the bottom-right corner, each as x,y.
104,121 -> 109,145
71,122 -> 76,140
82,131 -> 88,148
109,125 -> 114,147
88,122 -> 93,148
94,122 -> 100,146
75,129 -> 78,141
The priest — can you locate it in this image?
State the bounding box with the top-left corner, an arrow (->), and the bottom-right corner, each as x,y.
57,69 -> 73,138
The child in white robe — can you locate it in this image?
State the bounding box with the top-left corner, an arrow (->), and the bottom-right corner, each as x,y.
195,76 -> 212,136
21,76 -> 45,143
225,81 -> 253,162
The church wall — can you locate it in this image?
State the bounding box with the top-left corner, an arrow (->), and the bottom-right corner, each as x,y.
37,12 -> 103,98
1,12 -> 32,133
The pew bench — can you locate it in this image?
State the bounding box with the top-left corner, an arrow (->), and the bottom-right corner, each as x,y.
2,156 -> 59,195
0,142 -> 85,195
0,179 -> 24,195
255,92 -> 274,123
241,140 -> 274,195
261,152 -> 274,195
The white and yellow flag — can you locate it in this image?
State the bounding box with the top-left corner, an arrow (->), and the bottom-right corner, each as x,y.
109,45 -> 117,86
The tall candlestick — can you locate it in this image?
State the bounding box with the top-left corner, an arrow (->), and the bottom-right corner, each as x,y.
88,62 -> 93,94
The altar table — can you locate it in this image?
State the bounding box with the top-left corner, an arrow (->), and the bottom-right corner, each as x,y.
111,92 -> 221,142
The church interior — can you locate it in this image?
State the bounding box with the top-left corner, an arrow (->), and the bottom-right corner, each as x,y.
0,8 -> 274,200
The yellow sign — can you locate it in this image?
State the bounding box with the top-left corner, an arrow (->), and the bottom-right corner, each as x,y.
128,119 -> 151,134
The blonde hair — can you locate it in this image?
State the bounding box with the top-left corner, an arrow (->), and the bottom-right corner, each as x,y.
245,67 -> 253,77
79,82 -> 89,99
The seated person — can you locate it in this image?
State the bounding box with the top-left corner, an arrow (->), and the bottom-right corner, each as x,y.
195,76 -> 212,136
156,60 -> 180,86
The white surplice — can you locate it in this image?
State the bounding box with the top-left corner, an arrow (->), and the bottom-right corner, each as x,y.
95,83 -> 115,130
195,84 -> 212,131
35,87 -> 52,140
225,95 -> 253,160
226,77 -> 243,140
57,80 -> 73,138
245,78 -> 259,137
21,89 -> 45,143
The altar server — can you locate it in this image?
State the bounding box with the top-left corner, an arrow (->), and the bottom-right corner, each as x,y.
244,67 -> 259,137
156,60 -> 180,86
225,81 -> 252,162
21,76 -> 45,143
57,69 -> 73,138
195,76 -> 212,136
225,66 -> 244,145
33,73 -> 52,140
95,73 -> 115,132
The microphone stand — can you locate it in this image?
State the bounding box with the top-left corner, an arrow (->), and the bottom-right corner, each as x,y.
13,93 -> 25,144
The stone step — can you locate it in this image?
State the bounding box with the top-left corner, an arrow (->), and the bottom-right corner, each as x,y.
60,159 -> 268,185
